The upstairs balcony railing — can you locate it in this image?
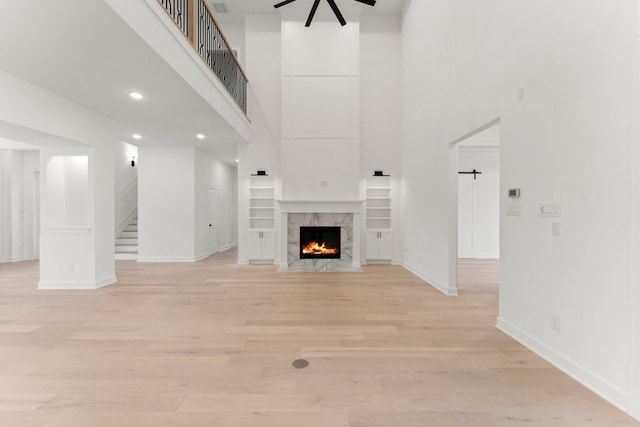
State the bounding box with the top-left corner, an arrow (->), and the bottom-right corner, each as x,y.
158,0 -> 248,115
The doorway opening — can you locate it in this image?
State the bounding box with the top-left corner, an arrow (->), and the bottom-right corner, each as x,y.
208,188 -> 220,256
449,119 -> 501,294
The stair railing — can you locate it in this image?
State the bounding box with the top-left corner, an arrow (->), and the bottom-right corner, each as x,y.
157,0 -> 248,115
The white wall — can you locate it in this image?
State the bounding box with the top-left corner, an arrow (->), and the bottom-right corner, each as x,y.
457,146 -> 499,258
360,15 -> 403,263
0,151 -> 9,260
138,146 -> 237,262
281,20 -> 360,201
0,70 -> 116,289
0,150 -> 39,263
401,0 -> 638,416
238,15 -> 283,264
114,141 -> 138,236
138,147 -> 195,262
195,148 -> 238,257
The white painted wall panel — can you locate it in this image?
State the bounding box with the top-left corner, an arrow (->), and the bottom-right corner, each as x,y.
285,76 -> 358,138
281,140 -> 359,200
401,0 -> 637,414
137,147 -> 195,262
283,21 -> 356,76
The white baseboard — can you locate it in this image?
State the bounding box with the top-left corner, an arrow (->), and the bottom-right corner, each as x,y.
237,258 -> 248,265
137,256 -> 200,263
403,261 -> 458,296
458,252 -> 500,259
496,316 -> 630,414
219,244 -> 233,252
38,275 -> 116,290
194,252 -> 210,262
0,256 -> 34,263
476,252 -> 500,259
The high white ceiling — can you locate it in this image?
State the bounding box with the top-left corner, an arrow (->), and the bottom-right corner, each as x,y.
210,0 -> 407,24
0,0 -> 407,163
0,0 -> 246,164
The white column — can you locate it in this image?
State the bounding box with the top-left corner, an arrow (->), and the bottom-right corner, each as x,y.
38,146 -> 116,289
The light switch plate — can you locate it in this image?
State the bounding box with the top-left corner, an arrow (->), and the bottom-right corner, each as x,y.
539,203 -> 560,217
506,204 -> 521,216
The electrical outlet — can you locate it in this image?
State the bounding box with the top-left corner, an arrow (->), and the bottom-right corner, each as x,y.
518,87 -> 525,101
551,315 -> 561,332
69,264 -> 75,272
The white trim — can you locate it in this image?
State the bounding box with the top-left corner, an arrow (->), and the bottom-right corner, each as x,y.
219,244 -> 233,252
496,316 -> 630,414
38,275 -> 116,290
43,227 -> 92,234
277,200 -> 365,213
475,252 -> 500,259
137,256 -> 201,263
194,251 -> 210,262
403,261 -> 458,296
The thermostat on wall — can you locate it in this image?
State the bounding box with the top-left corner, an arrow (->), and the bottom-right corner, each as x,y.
508,188 -> 521,198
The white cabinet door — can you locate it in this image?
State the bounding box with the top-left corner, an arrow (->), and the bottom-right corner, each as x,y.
261,230 -> 275,259
366,230 -> 392,260
366,230 -> 380,259
378,230 -> 392,259
249,230 -> 275,260
248,231 -> 263,259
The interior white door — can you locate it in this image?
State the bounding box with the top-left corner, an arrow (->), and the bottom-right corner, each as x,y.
458,174 -> 476,258
34,171 -> 40,258
208,188 -> 219,255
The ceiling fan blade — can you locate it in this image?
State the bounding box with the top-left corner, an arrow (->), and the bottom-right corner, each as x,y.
274,0 -> 297,8
305,0 -> 321,27
354,0 -> 376,5
326,0 -> 347,26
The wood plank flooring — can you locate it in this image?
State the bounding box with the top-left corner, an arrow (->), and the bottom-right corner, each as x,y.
0,252 -> 637,426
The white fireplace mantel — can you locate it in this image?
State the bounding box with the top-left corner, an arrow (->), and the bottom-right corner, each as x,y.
276,200 -> 364,213
276,200 -> 364,271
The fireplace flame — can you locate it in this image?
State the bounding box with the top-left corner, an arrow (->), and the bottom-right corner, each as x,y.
302,241 -> 337,255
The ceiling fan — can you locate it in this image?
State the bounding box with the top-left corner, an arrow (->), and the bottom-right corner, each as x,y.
274,0 -> 376,27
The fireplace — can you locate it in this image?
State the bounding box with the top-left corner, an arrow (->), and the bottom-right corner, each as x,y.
300,226 -> 341,259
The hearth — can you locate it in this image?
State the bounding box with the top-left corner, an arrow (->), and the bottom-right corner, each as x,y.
300,226 -> 341,259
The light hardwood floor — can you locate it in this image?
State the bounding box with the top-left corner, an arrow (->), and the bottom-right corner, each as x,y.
0,252 -> 637,426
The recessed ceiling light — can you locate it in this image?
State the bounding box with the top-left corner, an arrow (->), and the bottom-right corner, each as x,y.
132,134 -> 142,140
129,91 -> 144,100
196,134 -> 205,140
235,159 -> 239,162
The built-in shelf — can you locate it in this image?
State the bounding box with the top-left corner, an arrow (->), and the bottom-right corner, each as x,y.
249,175 -> 275,230
365,176 -> 392,261
365,177 -> 391,230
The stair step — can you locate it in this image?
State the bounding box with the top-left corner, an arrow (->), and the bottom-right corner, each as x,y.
115,252 -> 138,261
115,244 -> 138,252
115,216 -> 139,260
116,237 -> 138,245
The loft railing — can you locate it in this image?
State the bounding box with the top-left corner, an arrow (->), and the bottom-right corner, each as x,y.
157,0 -> 248,115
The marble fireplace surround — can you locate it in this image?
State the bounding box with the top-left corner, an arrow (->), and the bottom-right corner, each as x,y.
277,200 -> 364,272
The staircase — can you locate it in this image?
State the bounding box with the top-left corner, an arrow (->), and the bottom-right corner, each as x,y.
115,217 -> 138,260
